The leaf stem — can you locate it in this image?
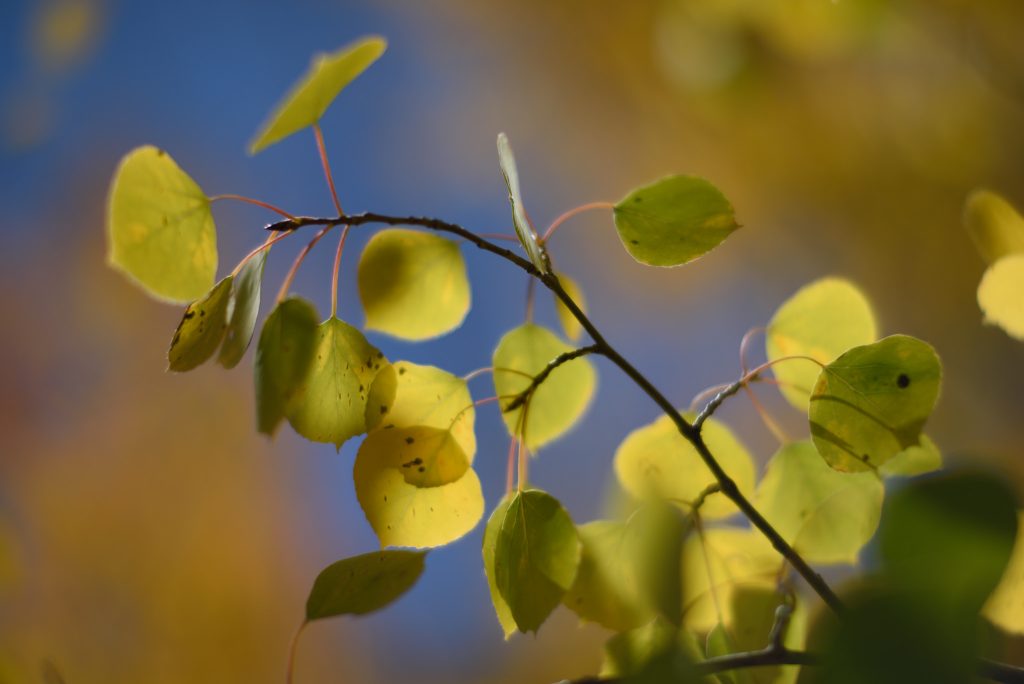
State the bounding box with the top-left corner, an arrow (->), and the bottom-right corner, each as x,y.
505,435 -> 517,496
330,225 -> 351,318
503,344 -> 600,413
285,621 -> 307,684
210,194 -> 296,220
313,124 -> 344,215
540,201 -> 615,243
231,230 -> 291,278
276,225 -> 334,303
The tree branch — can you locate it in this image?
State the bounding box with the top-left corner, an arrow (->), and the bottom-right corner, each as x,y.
270,213 -> 843,612
564,648 -> 819,684
503,345 -> 600,412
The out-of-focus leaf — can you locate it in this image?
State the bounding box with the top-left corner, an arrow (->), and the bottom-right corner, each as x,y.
286,317 -> 387,448
600,618 -> 704,681
554,272 -> 586,342
614,414 -> 754,520
305,550 -> 425,621
218,250 -> 267,368
564,520 -> 651,631
755,441 -> 883,565
107,146 -> 217,302
358,229 -> 470,340
623,500 -> 690,626
249,36 -> 386,153
492,324 -> 596,450
977,254 -> 1024,340
984,511 -> 1024,635
706,588 -> 806,684
492,489 -> 581,633
482,495 -> 518,639
765,277 -> 877,410
167,276 -> 233,372
809,335 -> 942,472
613,175 -> 738,267
964,189 -> 1024,265
877,434 -> 942,478
254,297 -> 319,436
497,132 -> 549,273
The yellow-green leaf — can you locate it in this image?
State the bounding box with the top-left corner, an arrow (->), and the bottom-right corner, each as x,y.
978,254 -> 1024,341
563,521 -> 650,631
766,277 -> 877,410
706,588 -> 806,684
218,250 -> 267,368
600,618 -> 704,679
492,324 -> 596,450
984,511 -> 1024,635
357,228 -> 470,340
107,146 -> 217,302
622,501 -> 690,626
809,335 -> 942,473
497,133 -> 550,273
681,528 -> 781,632
365,361 -> 476,457
286,317 -> 387,448
963,189 -> 1024,265
249,36 -> 386,154
482,495 -> 518,638
877,434 -> 942,478
614,414 -> 755,520
492,489 -> 581,633
756,441 -> 883,565
554,272 -> 586,342
254,297 -> 319,436
305,550 -> 426,621
166,276 -> 232,372
358,426 -> 469,488
613,175 -> 738,267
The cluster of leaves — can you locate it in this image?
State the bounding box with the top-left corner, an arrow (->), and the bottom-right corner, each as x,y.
104,35 -> 1024,684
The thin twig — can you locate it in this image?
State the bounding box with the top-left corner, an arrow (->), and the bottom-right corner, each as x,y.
503,344 -> 599,412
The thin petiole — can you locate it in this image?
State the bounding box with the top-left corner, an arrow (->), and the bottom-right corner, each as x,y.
330,225 -> 352,318
462,366 -> 494,382
739,326 -> 766,374
525,277 -> 536,323
231,230 -> 291,277
210,194 -> 295,220
313,124 -> 344,215
276,225 -> 334,303
540,201 -> 615,244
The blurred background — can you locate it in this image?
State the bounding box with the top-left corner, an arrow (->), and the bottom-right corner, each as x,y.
1,0 -> 1023,682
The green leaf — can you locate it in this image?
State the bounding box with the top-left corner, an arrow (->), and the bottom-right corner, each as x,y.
614,414 -> 755,520
613,175 -> 738,267
166,276 -> 233,372
357,228 -> 470,340
492,489 -> 581,633
249,36 -> 386,154
106,146 -> 217,302
809,334 -> 942,473
496,133 -> 550,273
492,324 -> 596,450
765,278 -> 877,410
622,501 -> 689,627
482,495 -> 519,638
600,618 -> 704,681
681,528 -> 781,632
254,297 -> 319,436
554,272 -> 586,342
305,549 -> 426,621
218,250 -> 267,368
755,441 -> 883,565
984,511 -> 1024,635
879,470 -> 1018,619
963,189 -> 1024,265
286,317 -> 388,448
877,434 -> 942,478
706,588 -> 806,684
364,361 -> 476,456
563,520 -> 651,631
978,253 -> 1024,340
355,361 -> 482,549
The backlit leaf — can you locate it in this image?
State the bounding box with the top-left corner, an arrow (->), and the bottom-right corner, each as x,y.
218,250 -> 267,368
357,228 -> 470,340
286,317 -> 388,448
877,434 -> 942,478
963,189 -> 1024,265
614,414 -> 755,520
613,175 -> 738,267
357,426 -> 469,488
681,528 -> 781,632
984,511 -> 1024,635
492,489 -> 581,633
563,521 -> 650,631
254,297 -> 319,436
977,254 -> 1024,340
305,549 -> 425,621
166,276 -> 232,372
755,441 -> 883,565
765,278 -> 877,410
107,146 -> 217,302
497,133 -> 550,273
249,36 -> 386,154
622,501 -> 689,626
554,272 -> 586,342
809,335 -> 942,473
600,618 -> 704,680
492,324 -> 596,450
482,495 -> 518,638
706,588 -> 806,684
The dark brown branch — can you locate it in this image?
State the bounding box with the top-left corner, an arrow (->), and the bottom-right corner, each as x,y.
503,345 -> 600,412
275,213 -> 844,612
566,648 -> 819,684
